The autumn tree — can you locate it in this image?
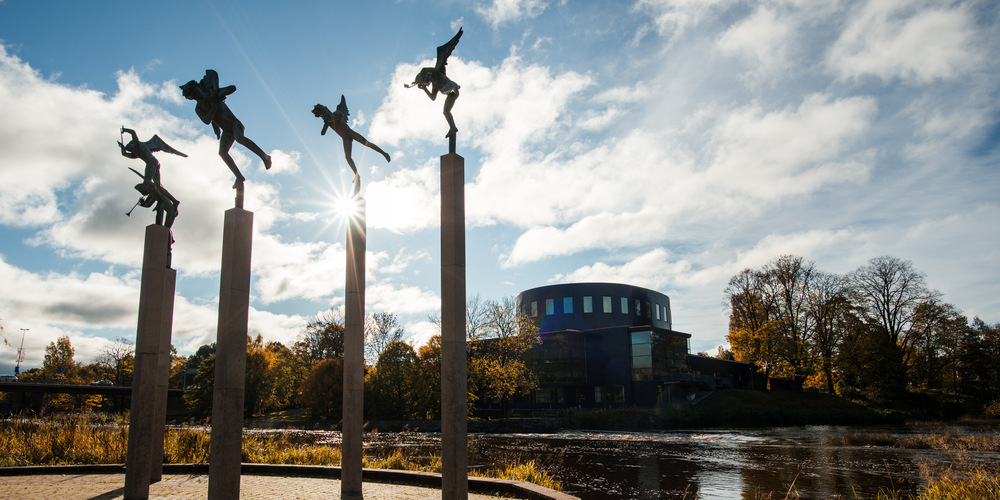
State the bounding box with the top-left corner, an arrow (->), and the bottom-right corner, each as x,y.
725,267 -> 780,381
409,335 -> 442,420
299,358 -> 344,419
469,296 -> 540,413
808,272 -> 853,394
42,336 -> 78,380
268,341 -> 308,410
365,340 -> 418,419
294,311 -> 345,363
245,334 -> 278,417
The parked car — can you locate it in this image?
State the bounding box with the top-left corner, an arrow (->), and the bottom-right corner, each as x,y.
0,375 -> 17,383
89,380 -> 114,386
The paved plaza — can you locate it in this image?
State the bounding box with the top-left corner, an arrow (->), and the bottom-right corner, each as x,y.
0,473 -> 518,499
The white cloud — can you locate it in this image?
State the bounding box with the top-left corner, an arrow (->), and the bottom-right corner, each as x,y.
500,93 -> 876,266
365,159 -> 439,233
827,0 -> 982,83
633,0 -> 729,39
716,6 -> 792,77
476,0 -> 548,28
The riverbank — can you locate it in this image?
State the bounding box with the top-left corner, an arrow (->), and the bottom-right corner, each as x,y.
248,390 -> 914,433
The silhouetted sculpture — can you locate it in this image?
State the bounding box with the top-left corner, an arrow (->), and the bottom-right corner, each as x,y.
312,96 -> 391,196
119,127 -> 185,228
406,27 -> 463,141
180,70 -> 271,194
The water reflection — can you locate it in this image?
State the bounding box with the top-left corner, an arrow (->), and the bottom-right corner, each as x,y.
247,425 -> 996,499
469,427 -> 993,499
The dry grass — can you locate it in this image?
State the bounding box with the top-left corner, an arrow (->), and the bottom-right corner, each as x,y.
0,414 -> 560,490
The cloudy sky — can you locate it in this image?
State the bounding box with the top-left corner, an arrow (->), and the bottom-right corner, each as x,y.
0,0 -> 997,373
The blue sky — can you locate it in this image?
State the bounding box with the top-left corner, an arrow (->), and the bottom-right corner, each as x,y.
1,0 -> 998,373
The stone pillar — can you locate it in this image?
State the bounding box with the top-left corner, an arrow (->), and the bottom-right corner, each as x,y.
342,197 -> 366,500
440,153 -> 468,500
125,224 -> 176,500
208,208 -> 254,500
150,260 -> 177,483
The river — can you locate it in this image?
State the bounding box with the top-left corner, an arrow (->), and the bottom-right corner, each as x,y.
255,425 -> 999,499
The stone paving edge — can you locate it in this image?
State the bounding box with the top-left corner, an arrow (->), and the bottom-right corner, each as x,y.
0,464 -> 578,500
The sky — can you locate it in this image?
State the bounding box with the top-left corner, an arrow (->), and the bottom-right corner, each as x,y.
0,0 -> 998,374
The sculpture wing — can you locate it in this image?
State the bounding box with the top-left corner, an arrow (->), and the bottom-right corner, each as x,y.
434,27 -> 463,73
336,94 -> 350,121
201,69 -> 220,95
146,135 -> 187,157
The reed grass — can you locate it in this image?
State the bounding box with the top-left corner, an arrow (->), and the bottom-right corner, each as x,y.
826,430 -> 1000,452
0,414 -> 560,490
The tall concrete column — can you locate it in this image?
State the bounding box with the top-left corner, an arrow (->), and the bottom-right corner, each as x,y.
125,224 -> 176,500
342,197 -> 366,499
150,259 -> 177,483
208,207 -> 254,500
440,152 -> 468,500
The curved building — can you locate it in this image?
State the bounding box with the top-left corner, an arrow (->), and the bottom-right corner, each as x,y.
512,283 -> 693,408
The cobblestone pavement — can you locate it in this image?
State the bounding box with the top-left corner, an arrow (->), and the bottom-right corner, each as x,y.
0,473 -> 516,499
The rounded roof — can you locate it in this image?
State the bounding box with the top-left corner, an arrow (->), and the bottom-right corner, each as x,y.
517,282 -> 671,332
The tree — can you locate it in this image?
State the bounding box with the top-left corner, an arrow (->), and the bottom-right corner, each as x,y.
183,353 -> 215,418
725,256 -> 820,387
725,267 -> 779,380
294,311 -> 345,363
849,256 -> 938,397
957,318 -> 1000,402
762,255 -> 817,386
808,272 -> 852,394
268,341 -> 308,410
299,358 -> 344,419
96,337 -> 135,386
907,300 -> 966,393
365,311 -> 404,364
168,345 -> 187,389
469,296 -> 540,413
410,335 -> 442,420
365,340 -> 418,419
245,334 -> 278,417
43,336 -> 78,379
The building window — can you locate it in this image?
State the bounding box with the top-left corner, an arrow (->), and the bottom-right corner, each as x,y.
621,297 -> 628,314
646,301 -> 652,318
655,304 -> 660,320
563,297 -> 573,314
595,386 -> 625,404
603,296 -> 612,313
635,299 -> 641,316
631,330 -> 689,381
545,298 -> 554,315
583,296 -> 593,313
531,301 -> 538,317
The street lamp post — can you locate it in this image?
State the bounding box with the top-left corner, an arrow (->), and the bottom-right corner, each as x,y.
15,328 -> 27,375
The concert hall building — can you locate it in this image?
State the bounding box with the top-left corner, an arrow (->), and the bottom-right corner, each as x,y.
506,282 -> 752,409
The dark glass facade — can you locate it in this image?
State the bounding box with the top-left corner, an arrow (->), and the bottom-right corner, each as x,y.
512,283 -> 694,408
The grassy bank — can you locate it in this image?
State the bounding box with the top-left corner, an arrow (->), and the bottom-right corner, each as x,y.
0,413 -> 560,491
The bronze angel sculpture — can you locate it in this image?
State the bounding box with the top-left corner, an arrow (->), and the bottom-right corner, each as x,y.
406,27 -> 463,140
312,96 -> 391,195
180,70 -> 271,191
119,127 -> 186,228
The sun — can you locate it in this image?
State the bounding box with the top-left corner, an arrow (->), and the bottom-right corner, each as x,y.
335,191 -> 363,221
